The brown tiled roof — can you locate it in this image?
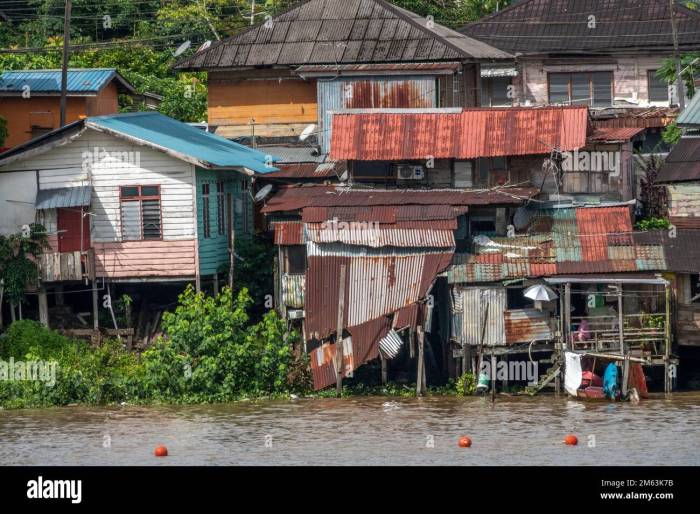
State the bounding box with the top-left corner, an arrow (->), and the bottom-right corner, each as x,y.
461,0 -> 700,55
657,137 -> 700,183
175,0 -> 510,70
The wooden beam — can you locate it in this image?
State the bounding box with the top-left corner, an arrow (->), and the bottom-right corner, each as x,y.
334,264 -> 346,398
617,284 -> 624,355
92,281 -> 99,330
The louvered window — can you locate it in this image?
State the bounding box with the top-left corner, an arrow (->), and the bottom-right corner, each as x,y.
120,185 -> 161,241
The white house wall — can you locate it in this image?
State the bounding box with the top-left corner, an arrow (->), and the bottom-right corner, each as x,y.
0,170 -> 37,235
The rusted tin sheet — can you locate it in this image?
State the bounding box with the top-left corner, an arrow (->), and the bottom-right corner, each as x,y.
588,127 -> 645,142
273,221 -> 305,245
329,106 -> 588,160
304,243 -> 452,340
459,287 -> 507,347
504,309 -> 554,345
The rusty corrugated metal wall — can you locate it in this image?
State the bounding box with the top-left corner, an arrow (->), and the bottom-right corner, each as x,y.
318,76 -> 438,153
459,286 -> 507,347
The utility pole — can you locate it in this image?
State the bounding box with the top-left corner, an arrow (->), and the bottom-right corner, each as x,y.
670,0 -> 686,110
59,0 -> 72,127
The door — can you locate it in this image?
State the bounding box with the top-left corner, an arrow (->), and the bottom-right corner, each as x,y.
57,208 -> 90,252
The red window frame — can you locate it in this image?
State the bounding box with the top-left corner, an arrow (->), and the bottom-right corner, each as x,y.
119,185 -> 162,241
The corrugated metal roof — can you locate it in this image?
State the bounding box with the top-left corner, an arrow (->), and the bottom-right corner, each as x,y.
0,68 -> 134,95
305,223 -> 455,247
265,161 -> 345,179
462,0 -> 700,55
591,107 -> 678,129
657,137 -> 700,183
677,91 -> 700,127
87,112 -> 278,173
254,146 -> 326,163
588,127 -> 645,142
261,184 -> 538,213
176,0 -> 510,70
296,62 -> 461,75
329,107 -> 588,160
35,186 -> 92,210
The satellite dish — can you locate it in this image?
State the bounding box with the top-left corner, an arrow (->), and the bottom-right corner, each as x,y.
512,206 -> 533,231
299,124 -> 316,142
173,40 -> 192,57
254,184 -> 274,203
197,40 -> 212,53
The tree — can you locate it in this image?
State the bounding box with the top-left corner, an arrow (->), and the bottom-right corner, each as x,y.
0,115 -> 8,148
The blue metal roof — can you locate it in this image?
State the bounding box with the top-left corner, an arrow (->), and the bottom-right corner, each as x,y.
677,93 -> 700,127
87,112 -> 278,173
35,186 -> 93,210
0,69 -> 130,94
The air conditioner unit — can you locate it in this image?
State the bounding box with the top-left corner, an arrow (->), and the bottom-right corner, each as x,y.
395,164 -> 425,180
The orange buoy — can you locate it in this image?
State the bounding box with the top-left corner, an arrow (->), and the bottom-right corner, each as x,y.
154,445 -> 168,457
458,436 -> 472,448
564,434 -> 578,446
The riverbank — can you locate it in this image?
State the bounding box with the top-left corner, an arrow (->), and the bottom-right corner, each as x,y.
2,394 -> 699,465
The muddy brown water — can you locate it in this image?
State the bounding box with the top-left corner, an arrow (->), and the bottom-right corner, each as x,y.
1,394 -> 699,465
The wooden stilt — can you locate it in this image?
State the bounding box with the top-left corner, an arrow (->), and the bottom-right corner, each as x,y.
212,275 -> 219,296
490,353 -> 497,402
380,353 -> 387,384
664,283 -> 672,394
416,326 -> 426,396
334,265 -> 346,398
621,356 -> 630,397
92,281 -> 99,330
409,328 -> 415,359
10,303 -> 16,323
55,285 -> 64,306
38,285 -> 49,328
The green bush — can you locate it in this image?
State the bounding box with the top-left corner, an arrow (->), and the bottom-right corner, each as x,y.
636,217 -> 672,231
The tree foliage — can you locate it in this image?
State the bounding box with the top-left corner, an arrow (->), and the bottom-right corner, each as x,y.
0,224 -> 49,306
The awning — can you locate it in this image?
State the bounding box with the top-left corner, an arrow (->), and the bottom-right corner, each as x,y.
35,186 -> 92,210
481,65 -> 518,78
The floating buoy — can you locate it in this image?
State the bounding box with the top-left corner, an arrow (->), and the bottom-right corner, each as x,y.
564,434 -> 578,446
154,445 -> 168,457
458,436 -> 472,448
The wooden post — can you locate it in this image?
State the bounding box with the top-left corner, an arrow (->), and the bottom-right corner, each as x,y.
490,352 -> 497,402
38,284 -> 49,328
380,353 -> 387,384
334,265 -> 346,398
92,281 -> 99,330
18,301 -> 22,320
228,224 -> 236,291
55,285 -> 65,306
416,326 -> 426,396
564,283 -> 571,350
621,356 -> 630,397
212,275 -> 219,296
665,283 -> 672,393
409,328 -> 415,358
617,283 -> 624,355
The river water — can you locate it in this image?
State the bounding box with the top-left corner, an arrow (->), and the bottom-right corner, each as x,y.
1,393 -> 699,466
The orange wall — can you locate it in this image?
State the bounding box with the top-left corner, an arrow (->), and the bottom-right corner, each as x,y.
0,85 -> 120,148
208,78 -> 317,126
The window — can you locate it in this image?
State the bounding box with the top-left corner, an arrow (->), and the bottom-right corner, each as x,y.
216,180 -> 225,236
548,72 -> 613,107
202,183 -> 211,238
285,246 -> 306,274
481,77 -> 512,107
648,70 -> 669,103
120,185 -> 161,241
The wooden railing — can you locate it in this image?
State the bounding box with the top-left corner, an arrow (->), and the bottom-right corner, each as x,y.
569,314 -> 667,356
39,249 -> 95,282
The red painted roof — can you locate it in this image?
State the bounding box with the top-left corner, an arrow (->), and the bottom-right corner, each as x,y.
329,107 -> 588,161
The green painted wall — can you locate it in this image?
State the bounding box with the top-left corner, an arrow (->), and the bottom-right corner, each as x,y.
195,167 -> 253,276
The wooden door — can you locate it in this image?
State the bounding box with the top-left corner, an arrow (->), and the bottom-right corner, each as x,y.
57,208 -> 90,252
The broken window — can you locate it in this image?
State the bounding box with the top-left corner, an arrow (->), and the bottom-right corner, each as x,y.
548,72 -> 613,107
120,185 -> 161,241
648,70 -> 669,103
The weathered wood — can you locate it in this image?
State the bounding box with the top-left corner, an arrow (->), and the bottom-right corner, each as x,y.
380,353 -> 387,384
617,284 -> 624,355
92,281 -> 99,330
335,264 -> 346,398
621,356 -> 630,397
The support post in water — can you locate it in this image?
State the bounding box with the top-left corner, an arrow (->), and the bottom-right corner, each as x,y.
416,325 -> 426,396
335,264 -> 346,398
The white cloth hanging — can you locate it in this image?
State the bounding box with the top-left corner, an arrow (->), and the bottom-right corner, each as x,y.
564,351 -> 583,397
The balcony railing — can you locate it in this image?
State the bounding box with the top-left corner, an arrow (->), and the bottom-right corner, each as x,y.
39,249 -> 95,282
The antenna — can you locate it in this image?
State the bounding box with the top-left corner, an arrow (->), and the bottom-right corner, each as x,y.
173,40 -> 192,57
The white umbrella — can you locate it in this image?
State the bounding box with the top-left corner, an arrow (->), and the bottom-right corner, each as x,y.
524,284 -> 559,302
